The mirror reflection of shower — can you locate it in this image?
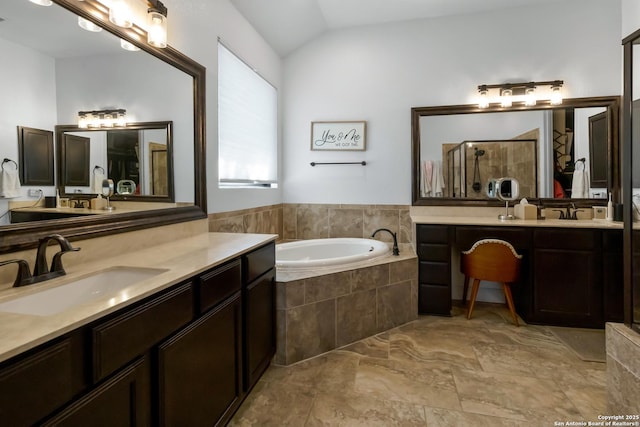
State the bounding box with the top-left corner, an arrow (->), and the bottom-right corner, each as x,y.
472,147 -> 485,193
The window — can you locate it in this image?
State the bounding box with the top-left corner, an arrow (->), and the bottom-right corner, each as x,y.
218,42 -> 278,188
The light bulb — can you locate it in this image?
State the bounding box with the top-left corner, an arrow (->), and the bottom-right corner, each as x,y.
78,16 -> 102,32
478,87 -> 489,109
501,88 -> 513,108
109,0 -> 133,28
147,11 -> 168,48
550,85 -> 563,105
120,39 -> 140,52
28,0 -> 53,6
524,86 -> 536,106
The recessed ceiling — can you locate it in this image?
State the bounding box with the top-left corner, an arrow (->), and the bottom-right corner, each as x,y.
230,0 -> 569,57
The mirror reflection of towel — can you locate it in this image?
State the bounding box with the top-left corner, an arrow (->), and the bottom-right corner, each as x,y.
92,171 -> 105,194
571,162 -> 589,198
0,168 -> 21,198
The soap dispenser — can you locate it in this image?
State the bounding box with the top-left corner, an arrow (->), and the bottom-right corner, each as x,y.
606,192 -> 613,221
55,189 -> 60,208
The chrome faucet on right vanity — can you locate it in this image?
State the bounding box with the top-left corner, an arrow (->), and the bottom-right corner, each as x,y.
0,234 -> 80,287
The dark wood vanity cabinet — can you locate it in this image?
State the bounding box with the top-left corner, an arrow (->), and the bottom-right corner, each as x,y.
417,224 -> 452,315
0,241 -> 276,427
243,244 -> 276,391
532,229 -> 603,328
416,224 -> 623,327
158,293 -> 243,427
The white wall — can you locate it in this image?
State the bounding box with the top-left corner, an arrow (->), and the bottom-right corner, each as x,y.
168,0 -> 283,213
622,0 -> 640,39
282,0 -> 622,204
0,37 -> 58,224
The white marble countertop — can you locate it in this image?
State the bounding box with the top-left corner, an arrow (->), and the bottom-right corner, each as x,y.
0,232 -> 277,363
411,215 -> 623,229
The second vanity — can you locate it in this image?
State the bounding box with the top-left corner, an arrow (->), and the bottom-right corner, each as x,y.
413,213 -> 623,329
0,232 -> 276,426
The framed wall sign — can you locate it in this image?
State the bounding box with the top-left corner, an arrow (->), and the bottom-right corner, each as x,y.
310,121 -> 366,151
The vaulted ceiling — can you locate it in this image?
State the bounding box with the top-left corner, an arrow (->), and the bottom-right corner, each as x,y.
230,0 -> 569,57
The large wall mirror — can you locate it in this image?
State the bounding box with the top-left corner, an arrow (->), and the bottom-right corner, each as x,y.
412,96 -> 620,206
0,0 -> 206,251
56,122 -> 174,202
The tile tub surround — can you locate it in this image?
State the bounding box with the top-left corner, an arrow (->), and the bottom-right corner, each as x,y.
606,323 -> 640,413
209,203 -> 413,245
275,253 -> 418,365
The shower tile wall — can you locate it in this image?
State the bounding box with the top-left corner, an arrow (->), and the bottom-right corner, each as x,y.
209,203 -> 413,245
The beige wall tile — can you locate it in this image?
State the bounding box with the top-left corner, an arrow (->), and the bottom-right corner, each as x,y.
328,209 -> 364,238
377,281 -> 413,331
286,299 -> 336,364
337,289 -> 377,347
305,272 -> 351,303
352,264 -> 390,292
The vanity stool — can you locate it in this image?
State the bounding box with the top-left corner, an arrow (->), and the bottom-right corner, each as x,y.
461,239 -> 522,326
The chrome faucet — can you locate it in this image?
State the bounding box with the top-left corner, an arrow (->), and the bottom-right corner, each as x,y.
33,234 -> 81,279
371,228 -> 400,256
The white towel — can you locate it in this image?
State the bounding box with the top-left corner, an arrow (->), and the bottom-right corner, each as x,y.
571,161 -> 589,198
0,167 -> 21,198
421,160 -> 433,197
92,171 -> 105,194
431,160 -> 444,197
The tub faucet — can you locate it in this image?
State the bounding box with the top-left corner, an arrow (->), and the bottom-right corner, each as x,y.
33,234 -> 81,279
371,228 -> 399,256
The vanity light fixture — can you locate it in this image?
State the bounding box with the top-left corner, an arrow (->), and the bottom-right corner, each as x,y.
28,0 -> 53,6
550,81 -> 563,105
477,80 -> 564,108
78,109 -> 127,128
524,84 -> 536,106
78,16 -> 103,32
108,0 -> 133,28
120,38 -> 140,51
500,87 -> 513,108
147,0 -> 168,48
478,85 -> 489,109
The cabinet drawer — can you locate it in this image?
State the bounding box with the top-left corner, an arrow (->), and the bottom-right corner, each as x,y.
419,261 -> 450,285
417,243 -> 449,262
0,337 -> 83,426
244,242 -> 275,284
93,283 -> 193,382
418,283 -> 451,315
534,228 -> 598,250
199,259 -> 242,313
416,225 -> 449,243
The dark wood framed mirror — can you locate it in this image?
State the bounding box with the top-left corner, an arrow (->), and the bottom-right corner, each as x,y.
56,121 -> 174,203
622,28 -> 640,333
0,0 -> 206,252
412,96 -> 620,207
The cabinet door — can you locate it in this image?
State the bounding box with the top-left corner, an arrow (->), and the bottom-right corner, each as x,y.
244,269 -> 275,391
0,335 -> 84,427
603,230 -> 624,322
158,292 -> 243,427
533,229 -> 603,327
42,357 -> 150,427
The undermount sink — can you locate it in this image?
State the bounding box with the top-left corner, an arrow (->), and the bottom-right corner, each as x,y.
0,266 -> 168,316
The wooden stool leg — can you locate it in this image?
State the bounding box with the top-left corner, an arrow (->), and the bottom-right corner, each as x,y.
502,282 -> 519,327
462,275 -> 470,305
467,278 -> 481,320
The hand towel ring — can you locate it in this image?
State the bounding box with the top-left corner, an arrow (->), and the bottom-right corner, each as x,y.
2,159 -> 18,171
93,165 -> 105,175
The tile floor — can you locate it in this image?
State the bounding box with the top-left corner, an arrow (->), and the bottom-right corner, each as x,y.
229,303 -> 607,426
